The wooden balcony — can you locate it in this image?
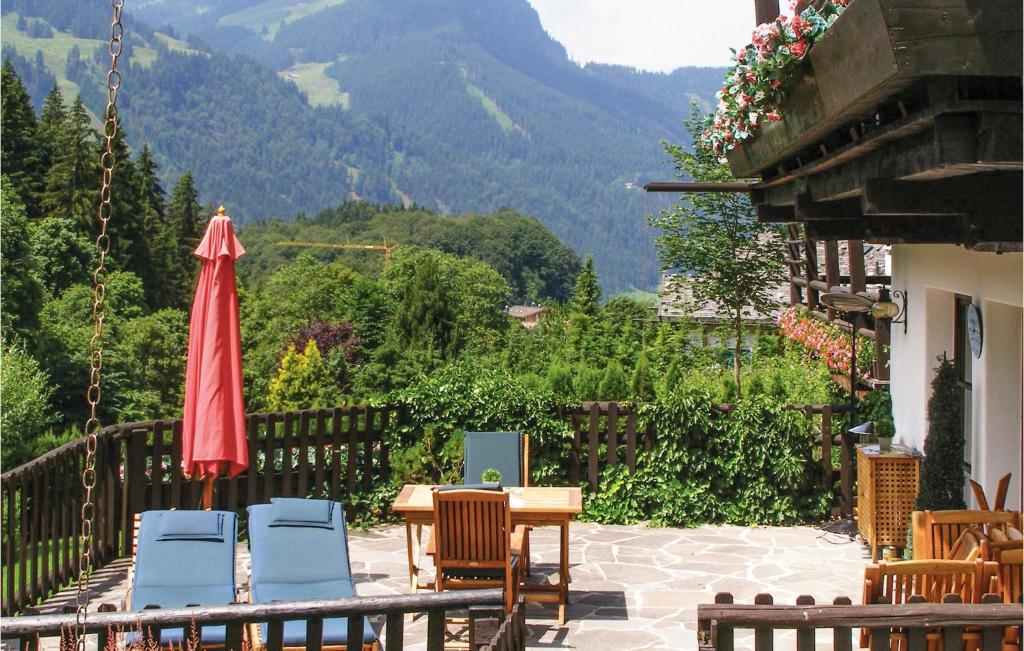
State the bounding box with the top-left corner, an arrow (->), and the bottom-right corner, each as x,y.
729,0 -> 1023,250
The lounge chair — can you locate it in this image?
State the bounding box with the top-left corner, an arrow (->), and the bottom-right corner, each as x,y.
127,509 -> 239,647
247,498 -> 377,650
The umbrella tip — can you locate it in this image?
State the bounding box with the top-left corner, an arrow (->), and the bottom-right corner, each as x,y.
217,204 -> 227,216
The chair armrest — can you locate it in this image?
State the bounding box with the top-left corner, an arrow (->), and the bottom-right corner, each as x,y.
511,525 -> 527,556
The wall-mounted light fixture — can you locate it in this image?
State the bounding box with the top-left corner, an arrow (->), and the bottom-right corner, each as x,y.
870,289 -> 907,335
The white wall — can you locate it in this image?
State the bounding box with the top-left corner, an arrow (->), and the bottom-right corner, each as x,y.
889,245 -> 1022,510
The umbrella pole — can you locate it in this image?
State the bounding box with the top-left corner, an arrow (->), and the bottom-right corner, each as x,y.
202,475 -> 215,510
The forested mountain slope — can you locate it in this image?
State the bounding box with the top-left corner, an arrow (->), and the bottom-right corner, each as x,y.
3,0 -> 722,293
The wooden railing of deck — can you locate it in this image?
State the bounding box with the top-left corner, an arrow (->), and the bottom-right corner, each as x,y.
0,589 -> 521,651
697,592 -> 1020,651
1,401 -> 851,616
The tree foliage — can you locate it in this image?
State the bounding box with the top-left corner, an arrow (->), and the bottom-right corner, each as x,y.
653,110 -> 784,396
917,356 -> 966,510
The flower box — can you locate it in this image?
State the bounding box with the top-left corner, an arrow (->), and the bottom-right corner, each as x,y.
725,0 -> 1022,179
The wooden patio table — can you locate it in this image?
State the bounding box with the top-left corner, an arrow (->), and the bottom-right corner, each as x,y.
391,484 -> 583,624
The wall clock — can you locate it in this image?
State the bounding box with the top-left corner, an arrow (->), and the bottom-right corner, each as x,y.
966,303 -> 982,358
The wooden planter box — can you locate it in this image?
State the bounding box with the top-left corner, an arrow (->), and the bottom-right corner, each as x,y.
856,446 -> 920,561
726,0 -> 1023,179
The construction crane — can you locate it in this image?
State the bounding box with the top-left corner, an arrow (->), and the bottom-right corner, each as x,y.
276,238 -> 396,265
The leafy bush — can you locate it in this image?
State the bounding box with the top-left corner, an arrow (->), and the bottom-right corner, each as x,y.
584,390 -> 829,526
1,343 -> 56,468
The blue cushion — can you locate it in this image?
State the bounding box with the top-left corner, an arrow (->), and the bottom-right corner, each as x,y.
131,510 -> 237,622
254,580 -> 374,647
268,497 -> 334,529
156,511 -> 225,542
248,501 -> 351,585
464,431 -> 524,487
125,624 -> 227,647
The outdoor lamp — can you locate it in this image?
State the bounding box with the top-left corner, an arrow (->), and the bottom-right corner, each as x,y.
869,290 -> 907,334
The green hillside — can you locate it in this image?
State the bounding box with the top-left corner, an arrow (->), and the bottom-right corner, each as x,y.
2,0 -> 722,293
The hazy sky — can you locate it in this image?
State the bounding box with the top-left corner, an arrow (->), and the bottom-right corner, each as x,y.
527,0 -> 762,71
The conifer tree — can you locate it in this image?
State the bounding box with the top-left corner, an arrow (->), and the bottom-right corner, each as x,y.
598,360 -> 628,401
917,356 -> 966,510
1,61 -> 44,216
630,350 -> 655,401
135,145 -> 175,307
42,96 -> 96,227
166,172 -> 204,308
573,366 -> 601,401
36,85 -> 66,176
102,119 -> 148,280
396,255 -> 458,356
570,255 -> 600,317
0,178 -> 44,344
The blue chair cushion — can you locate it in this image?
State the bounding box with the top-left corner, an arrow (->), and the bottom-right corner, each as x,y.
125,624 -> 227,647
268,497 -> 334,529
248,501 -> 351,585
133,510 -> 237,593
156,511 -> 226,542
464,431 -> 524,487
255,578 -> 376,646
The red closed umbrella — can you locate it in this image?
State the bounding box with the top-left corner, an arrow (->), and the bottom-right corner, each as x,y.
182,206 -> 249,507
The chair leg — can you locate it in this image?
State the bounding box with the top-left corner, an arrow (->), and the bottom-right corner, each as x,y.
523,529 -> 532,577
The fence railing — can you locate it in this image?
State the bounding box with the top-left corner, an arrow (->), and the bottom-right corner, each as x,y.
1,589 -> 519,651
1,401 -> 850,616
696,592 -> 1020,651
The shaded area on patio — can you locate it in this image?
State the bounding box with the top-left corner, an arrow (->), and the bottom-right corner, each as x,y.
23,521 -> 869,650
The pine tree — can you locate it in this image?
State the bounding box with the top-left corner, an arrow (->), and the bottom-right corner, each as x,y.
396,255 -> 458,356
573,366 -> 601,401
545,362 -> 574,400
102,119 -> 148,280
570,255 -> 600,317
917,356 -> 966,510
36,85 -> 66,173
42,96 -> 96,227
1,60 -> 44,216
1,178 -> 44,346
629,350 -> 655,401
598,360 -> 628,401
135,145 -> 174,308
166,172 -> 204,309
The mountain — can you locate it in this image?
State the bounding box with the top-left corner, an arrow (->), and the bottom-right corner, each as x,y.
2,0 -> 723,294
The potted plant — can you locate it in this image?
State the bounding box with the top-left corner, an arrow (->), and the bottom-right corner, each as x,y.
481,468 -> 502,485
875,417 -> 894,452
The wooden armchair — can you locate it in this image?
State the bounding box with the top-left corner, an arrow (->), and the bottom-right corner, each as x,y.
969,473 -> 1013,511
861,559 -> 1001,648
912,510 -> 1020,559
432,489 -> 523,615
946,528 -> 983,561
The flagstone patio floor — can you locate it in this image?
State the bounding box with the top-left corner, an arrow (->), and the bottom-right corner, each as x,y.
27,520 -> 870,650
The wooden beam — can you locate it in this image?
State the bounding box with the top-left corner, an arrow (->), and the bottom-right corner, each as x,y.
755,203 -> 794,222
643,182 -> 752,193
796,193 -> 864,220
803,234 -> 820,310
804,214 -> 1023,245
824,241 -> 840,321
754,0 -> 780,24
861,174 -> 1023,216
847,240 -> 866,295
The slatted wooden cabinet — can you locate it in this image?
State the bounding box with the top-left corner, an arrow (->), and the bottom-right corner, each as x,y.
857,447 -> 921,561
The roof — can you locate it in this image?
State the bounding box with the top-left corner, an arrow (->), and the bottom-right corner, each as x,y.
506,305 -> 548,319
656,274 -> 789,325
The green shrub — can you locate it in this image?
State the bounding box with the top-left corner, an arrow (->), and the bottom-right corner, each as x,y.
1,343 -> 56,468
917,356 -> 965,510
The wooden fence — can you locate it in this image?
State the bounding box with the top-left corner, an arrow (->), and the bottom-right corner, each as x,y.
697,592 -> 1020,651
0,588 -> 521,651
1,401 -> 850,616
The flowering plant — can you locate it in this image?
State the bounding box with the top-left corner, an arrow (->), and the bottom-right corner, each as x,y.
701,0 -> 852,159
777,307 -> 873,379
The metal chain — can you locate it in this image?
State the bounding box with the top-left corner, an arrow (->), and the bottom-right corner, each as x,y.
75,1 -> 124,647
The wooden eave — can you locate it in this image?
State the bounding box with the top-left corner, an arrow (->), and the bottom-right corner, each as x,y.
725,0 -> 1023,250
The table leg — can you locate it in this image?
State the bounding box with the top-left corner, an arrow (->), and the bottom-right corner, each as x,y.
405,520 -> 424,593
558,519 -> 569,625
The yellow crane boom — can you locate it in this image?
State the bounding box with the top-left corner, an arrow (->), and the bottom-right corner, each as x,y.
276,239 -> 396,264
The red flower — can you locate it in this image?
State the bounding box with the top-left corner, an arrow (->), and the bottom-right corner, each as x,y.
788,39 -> 808,58
765,111 -> 782,122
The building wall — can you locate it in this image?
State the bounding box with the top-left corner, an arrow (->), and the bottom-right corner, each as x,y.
890,245 -> 1022,510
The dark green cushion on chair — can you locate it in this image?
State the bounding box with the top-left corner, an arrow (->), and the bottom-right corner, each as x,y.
464,431 -> 524,487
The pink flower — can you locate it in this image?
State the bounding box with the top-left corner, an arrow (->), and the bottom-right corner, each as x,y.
788,39 -> 809,57
765,111 -> 782,122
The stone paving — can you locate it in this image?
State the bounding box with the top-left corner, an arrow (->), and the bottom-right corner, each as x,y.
26,521 -> 871,650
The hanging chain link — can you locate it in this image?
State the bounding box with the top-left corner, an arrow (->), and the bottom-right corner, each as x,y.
75,1 -> 124,647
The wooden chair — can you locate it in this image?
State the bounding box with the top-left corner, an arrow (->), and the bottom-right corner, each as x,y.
861,559 -> 1001,648
432,489 -> 522,615
946,528 -> 983,561
912,510 -> 1020,559
969,473 -> 1013,511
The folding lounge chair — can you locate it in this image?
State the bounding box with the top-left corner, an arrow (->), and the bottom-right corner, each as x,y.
247,498 -> 378,650
127,509 -> 239,648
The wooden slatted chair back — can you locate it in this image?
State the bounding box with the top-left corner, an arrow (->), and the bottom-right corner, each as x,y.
432,488 -> 518,614
433,489 -> 512,570
996,548 -> 1023,604
912,510 -> 1019,559
863,559 -> 999,606
946,528 -> 983,561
